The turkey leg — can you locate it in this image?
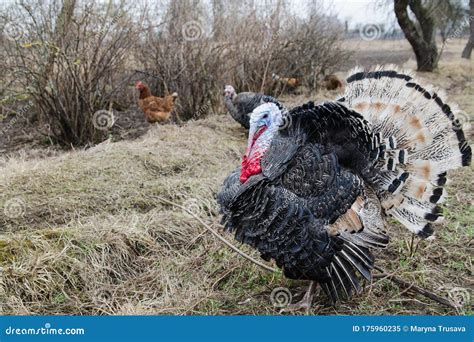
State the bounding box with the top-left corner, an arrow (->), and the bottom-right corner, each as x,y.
279,281 -> 317,313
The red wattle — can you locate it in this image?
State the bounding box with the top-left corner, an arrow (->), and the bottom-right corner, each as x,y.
240,125 -> 267,183
240,153 -> 262,183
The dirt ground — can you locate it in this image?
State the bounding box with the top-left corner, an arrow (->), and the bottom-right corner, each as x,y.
0,38 -> 472,315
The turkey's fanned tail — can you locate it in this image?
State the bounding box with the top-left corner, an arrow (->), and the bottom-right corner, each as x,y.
341,65 -> 472,238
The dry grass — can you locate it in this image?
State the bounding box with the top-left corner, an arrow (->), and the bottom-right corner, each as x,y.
0,40 -> 472,316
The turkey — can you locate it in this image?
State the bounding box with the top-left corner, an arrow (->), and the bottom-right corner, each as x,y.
218,66 -> 472,310
223,85 -> 284,129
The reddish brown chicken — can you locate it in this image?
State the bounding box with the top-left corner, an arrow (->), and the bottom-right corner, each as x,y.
136,81 -> 178,124
271,73 -> 300,89
323,74 -> 345,91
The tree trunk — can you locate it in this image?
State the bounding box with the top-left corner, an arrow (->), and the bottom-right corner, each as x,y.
394,0 -> 438,71
462,0 -> 473,59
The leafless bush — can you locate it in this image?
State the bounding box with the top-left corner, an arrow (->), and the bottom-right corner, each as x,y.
132,0 -> 222,121
213,2 -> 349,95
136,0 -> 348,121
1,0 -> 349,147
136,37 -> 225,121
1,0 -> 142,146
137,40 -> 226,122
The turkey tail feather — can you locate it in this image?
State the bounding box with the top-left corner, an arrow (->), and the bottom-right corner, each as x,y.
342,65 -> 472,238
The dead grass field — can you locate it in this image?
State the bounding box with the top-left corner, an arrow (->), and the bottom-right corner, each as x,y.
0,39 -> 472,316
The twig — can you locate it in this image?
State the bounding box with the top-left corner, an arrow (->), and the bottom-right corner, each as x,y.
408,234 -> 415,257
373,265 -> 457,309
153,196 -> 277,273
133,69 -> 162,80
212,268 -> 237,290
413,238 -> 422,256
389,298 -> 431,307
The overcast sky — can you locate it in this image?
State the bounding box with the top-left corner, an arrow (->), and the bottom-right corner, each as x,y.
326,0 -> 395,28
290,0 -> 397,29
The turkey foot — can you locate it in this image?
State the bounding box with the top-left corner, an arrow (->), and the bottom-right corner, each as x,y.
279,281 -> 317,313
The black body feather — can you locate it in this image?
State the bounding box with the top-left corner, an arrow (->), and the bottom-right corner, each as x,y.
218,101 -> 378,301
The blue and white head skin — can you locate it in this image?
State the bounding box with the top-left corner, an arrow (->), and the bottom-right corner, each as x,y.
245,102 -> 283,160
240,102 -> 283,183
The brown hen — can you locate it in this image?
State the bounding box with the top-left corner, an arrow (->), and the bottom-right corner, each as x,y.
136,81 -> 178,124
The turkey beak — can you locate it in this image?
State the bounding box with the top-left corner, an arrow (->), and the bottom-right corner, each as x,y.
245,124 -> 267,157
245,127 -> 257,157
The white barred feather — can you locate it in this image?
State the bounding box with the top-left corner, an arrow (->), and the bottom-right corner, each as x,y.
342,65 -> 471,238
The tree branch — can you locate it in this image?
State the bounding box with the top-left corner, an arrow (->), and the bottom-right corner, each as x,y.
408,0 -> 435,43
373,265 -> 458,309
153,196 -> 278,273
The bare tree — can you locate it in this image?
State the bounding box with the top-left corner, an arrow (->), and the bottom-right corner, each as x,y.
436,0 -> 468,44
394,0 -> 439,71
462,0 -> 473,59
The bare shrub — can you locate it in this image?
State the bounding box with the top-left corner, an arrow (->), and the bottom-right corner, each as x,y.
1,0 -> 349,147
213,2 -> 349,95
136,36 -> 225,121
1,0 -> 142,147
134,1 -> 224,121
138,41 -> 226,122
280,13 -> 350,92
136,0 -> 349,122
